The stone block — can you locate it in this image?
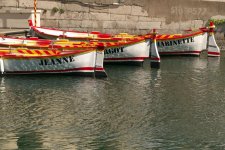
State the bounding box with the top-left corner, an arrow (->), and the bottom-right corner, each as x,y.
81,20 -> 93,28
90,12 -> 110,21
41,19 -> 59,27
90,7 -> 109,13
71,12 -> 83,20
115,21 -> 136,29
109,5 -> 131,15
19,0 -> 35,8
115,21 -> 127,28
92,21 -> 103,28
82,13 -> 93,20
126,15 -> 139,21
38,1 -> 61,10
139,16 -> 152,22
137,21 -> 161,30
131,6 -> 148,16
193,20 -> 204,28
129,29 -> 144,35
67,27 -> 81,31
0,9 -> 31,14
57,12 -> 74,20
110,14 -> 126,21
127,21 -> 137,29
139,16 -> 166,22
103,28 -> 122,34
7,19 -> 29,28
161,22 -> 181,33
179,20 -> 194,30
44,11 -> 83,20
62,3 -> 89,13
102,21 -> 117,29
1,0 -> 17,7
0,19 -> 4,28
161,22 -> 179,30
58,20 -> 82,28
139,29 -> 150,35
0,12 -> 30,28
41,11 -> 59,20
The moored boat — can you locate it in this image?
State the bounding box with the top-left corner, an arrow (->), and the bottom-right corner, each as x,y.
145,22 -> 220,57
28,20 -> 112,41
156,30 -> 208,56
100,37 -> 150,65
28,19 -> 220,58
0,35 -> 151,66
28,20 -> 152,65
0,41 -> 107,77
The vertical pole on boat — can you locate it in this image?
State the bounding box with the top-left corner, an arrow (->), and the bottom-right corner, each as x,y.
150,29 -> 160,68
207,21 -> 220,57
34,0 -> 37,27
94,43 -> 107,78
0,58 -> 4,74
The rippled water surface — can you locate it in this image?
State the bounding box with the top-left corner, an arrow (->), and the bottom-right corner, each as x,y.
1,54 -> 225,150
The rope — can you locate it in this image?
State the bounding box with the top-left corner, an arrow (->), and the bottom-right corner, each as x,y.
34,0 -> 37,26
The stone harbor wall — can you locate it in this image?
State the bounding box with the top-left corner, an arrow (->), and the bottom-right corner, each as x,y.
0,0 -> 225,35
1,0 -> 225,50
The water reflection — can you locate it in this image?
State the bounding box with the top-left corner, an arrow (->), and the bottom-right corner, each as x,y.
0,56 -> 225,149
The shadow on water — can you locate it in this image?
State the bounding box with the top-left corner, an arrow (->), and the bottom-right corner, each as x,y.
0,56 -> 225,149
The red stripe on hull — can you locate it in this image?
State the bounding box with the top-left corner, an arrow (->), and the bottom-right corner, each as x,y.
159,51 -> 201,55
150,57 -> 160,61
104,57 -> 148,61
95,67 -> 104,71
208,52 -> 220,56
4,67 -> 96,74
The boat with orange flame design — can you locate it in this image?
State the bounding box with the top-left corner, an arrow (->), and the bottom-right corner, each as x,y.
0,38 -> 107,77
145,22 -> 220,57
0,35 -> 151,66
28,20 -> 220,57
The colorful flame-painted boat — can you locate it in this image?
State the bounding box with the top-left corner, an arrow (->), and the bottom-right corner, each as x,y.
0,35 -> 151,66
29,19 -> 220,57
101,37 -> 150,65
28,20 -> 151,65
0,39 -> 106,77
146,22 -> 220,57
155,31 -> 208,56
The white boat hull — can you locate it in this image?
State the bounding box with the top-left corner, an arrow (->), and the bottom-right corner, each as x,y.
104,40 -> 150,65
157,32 -> 208,56
0,50 -> 107,77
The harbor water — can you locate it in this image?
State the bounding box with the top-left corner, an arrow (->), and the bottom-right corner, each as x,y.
0,54 -> 225,149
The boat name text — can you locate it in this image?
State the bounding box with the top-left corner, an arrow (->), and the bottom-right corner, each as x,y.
157,37 -> 194,47
104,47 -> 124,55
39,56 -> 75,66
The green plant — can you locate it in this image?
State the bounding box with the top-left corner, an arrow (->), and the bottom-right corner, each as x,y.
207,18 -> 225,26
59,8 -> 65,14
51,7 -> 59,14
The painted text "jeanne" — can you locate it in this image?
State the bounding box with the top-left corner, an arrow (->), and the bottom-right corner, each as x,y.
39,56 -> 75,66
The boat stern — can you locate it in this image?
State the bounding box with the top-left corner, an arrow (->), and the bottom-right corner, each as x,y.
207,22 -> 220,57
95,44 -> 107,78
